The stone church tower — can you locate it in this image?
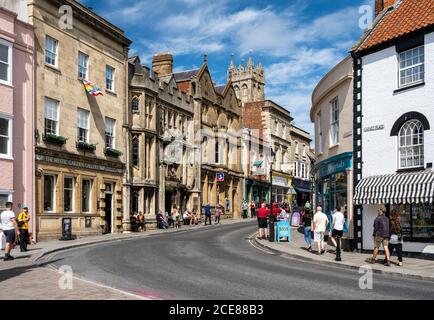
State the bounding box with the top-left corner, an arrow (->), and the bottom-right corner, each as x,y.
228,53 -> 265,105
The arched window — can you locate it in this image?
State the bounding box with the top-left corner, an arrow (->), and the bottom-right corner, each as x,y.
234,85 -> 240,99
131,98 -> 139,112
242,84 -> 248,98
399,119 -> 424,169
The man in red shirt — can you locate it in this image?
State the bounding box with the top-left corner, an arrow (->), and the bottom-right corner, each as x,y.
257,202 -> 269,240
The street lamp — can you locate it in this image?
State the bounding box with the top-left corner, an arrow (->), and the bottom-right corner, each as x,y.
269,149 -> 276,242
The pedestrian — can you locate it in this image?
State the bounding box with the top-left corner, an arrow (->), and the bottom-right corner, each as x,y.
172,206 -> 180,229
0,202 -> 19,261
136,211 -> 145,232
17,205 -> 31,252
305,200 -> 311,210
366,206 -> 391,266
250,201 -> 256,218
241,200 -> 248,219
183,209 -> 191,225
312,206 -> 329,255
302,208 -> 313,251
204,203 -> 212,225
214,206 -> 222,224
156,210 -> 168,229
389,210 -> 403,267
257,202 -> 269,240
330,207 -> 345,261
191,209 -> 198,225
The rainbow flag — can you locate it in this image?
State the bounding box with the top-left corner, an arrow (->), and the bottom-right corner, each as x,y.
82,80 -> 103,96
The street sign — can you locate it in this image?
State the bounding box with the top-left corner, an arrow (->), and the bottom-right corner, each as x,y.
216,173 -> 224,182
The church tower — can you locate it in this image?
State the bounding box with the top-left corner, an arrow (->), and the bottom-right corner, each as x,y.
228,52 -> 265,105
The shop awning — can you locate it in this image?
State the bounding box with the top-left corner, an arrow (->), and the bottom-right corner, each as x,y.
294,187 -> 311,193
354,170 -> 434,205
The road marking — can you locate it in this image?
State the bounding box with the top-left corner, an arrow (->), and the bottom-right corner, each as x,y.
247,232 -> 280,256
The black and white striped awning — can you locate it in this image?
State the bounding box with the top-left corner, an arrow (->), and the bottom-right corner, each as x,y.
354,170 -> 434,205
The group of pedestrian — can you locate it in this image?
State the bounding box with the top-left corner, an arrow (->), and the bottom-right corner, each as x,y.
1,202 -> 31,261
300,206 -> 345,261
366,206 -> 403,267
204,203 -> 223,225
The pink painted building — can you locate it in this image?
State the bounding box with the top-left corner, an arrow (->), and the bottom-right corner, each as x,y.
0,7 -> 35,235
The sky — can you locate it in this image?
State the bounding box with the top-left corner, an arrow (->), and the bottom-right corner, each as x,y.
79,0 -> 373,135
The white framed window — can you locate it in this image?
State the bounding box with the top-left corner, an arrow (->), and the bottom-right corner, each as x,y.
0,38 -> 12,85
0,114 -> 12,158
45,36 -> 58,67
77,108 -> 89,143
399,119 -> 424,169
302,145 -> 306,158
0,191 -> 13,211
106,65 -> 115,91
105,117 -> 115,148
317,111 -> 323,154
295,141 -> 299,156
399,46 -> 424,87
330,97 -> 339,146
44,97 -> 59,136
63,177 -> 74,212
81,179 -> 92,213
78,51 -> 89,80
44,175 -> 56,212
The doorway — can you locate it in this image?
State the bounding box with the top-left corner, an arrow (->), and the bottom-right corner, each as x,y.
104,183 -> 113,234
165,191 -> 173,214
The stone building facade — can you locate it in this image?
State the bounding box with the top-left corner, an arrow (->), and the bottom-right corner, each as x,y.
125,54 -> 195,223
233,57 -> 312,207
28,0 -> 131,240
174,56 -> 243,217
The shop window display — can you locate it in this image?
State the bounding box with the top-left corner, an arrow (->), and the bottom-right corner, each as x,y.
391,203 -> 434,241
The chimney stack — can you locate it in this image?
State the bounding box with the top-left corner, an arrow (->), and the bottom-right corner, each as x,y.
152,52 -> 173,77
375,0 -> 397,17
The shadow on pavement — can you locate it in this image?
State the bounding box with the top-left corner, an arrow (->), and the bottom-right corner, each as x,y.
0,258 -> 63,283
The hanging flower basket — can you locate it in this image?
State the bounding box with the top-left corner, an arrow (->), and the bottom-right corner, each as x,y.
76,141 -> 96,152
44,134 -> 67,145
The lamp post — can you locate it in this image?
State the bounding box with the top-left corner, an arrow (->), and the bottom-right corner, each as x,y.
269,149 -> 276,242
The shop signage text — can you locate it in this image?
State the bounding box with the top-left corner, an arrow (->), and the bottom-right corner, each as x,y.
36,155 -> 123,174
272,176 -> 289,187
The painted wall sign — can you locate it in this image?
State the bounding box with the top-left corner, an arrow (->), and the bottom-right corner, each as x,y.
272,176 -> 289,187
363,124 -> 385,132
35,155 -> 123,174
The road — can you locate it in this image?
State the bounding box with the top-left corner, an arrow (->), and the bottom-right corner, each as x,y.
50,221 -> 434,299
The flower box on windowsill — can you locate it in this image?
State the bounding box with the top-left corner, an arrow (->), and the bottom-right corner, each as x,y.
44,134 -> 67,145
105,147 -> 122,157
76,141 -> 96,152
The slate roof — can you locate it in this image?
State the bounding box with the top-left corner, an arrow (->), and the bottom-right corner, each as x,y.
173,69 -> 200,82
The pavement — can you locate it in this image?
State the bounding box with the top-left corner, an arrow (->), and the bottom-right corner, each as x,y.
0,217 -> 248,300
253,226 -> 434,282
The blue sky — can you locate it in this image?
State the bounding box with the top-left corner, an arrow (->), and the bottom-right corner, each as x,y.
79,0 -> 372,134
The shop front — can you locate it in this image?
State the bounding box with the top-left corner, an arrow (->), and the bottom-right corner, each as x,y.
35,148 -> 124,241
271,172 -> 292,205
314,152 -> 353,216
292,178 -> 311,207
245,178 -> 270,206
354,170 -> 434,254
